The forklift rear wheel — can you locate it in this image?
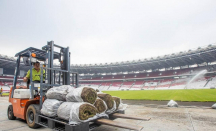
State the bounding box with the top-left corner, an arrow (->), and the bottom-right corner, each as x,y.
7,105 -> 16,120
26,105 -> 40,128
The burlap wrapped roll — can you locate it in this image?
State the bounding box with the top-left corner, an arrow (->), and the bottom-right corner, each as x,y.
41,99 -> 63,117
57,102 -> 72,120
97,93 -> 114,109
66,87 -> 97,104
46,85 -> 73,101
57,102 -> 98,122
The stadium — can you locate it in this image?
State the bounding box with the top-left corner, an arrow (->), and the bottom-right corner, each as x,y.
1,1 -> 216,131
1,44 -> 216,100
1,43 -> 216,131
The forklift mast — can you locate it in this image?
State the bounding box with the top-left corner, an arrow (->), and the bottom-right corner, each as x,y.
43,41 -> 71,85
12,41 -> 79,108
44,41 -> 79,86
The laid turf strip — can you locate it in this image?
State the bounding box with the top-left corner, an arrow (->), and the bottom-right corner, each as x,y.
2,93 -> 9,96
103,89 -> 216,102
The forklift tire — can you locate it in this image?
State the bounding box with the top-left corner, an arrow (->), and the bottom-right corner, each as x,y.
7,105 -> 16,120
26,105 -> 40,128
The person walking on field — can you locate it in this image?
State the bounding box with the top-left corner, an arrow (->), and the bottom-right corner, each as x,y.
0,87 -> 3,97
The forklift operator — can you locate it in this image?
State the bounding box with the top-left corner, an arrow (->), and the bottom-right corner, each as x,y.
23,61 -> 45,83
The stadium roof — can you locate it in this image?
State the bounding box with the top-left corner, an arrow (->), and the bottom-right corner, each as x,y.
0,54 -> 28,71
1,44 -> 216,74
71,44 -> 216,74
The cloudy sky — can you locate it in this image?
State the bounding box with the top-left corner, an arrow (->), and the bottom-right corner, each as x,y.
0,0 -> 216,64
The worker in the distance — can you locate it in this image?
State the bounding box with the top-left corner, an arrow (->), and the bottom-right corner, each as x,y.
23,61 -> 45,86
0,87 -> 3,97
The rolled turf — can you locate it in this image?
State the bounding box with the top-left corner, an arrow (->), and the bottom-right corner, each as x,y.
112,96 -> 121,109
57,102 -> 97,121
81,87 -> 97,104
94,98 -> 107,113
79,103 -> 97,120
66,87 -> 97,104
97,93 -> 114,109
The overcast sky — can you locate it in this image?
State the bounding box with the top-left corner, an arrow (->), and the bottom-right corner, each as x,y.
0,0 -> 216,65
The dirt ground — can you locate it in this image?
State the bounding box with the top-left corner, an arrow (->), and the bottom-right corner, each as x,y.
122,100 -> 215,107
0,97 -> 216,131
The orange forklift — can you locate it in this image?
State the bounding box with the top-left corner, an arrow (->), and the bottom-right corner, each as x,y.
7,41 -> 148,131
7,41 -> 80,129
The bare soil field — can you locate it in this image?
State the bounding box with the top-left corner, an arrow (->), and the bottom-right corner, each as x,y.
0,97 -> 215,131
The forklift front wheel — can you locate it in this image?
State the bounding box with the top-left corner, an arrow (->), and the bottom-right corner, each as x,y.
7,105 -> 16,120
26,105 -> 40,128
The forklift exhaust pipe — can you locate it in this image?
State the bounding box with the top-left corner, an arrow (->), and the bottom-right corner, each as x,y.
95,118 -> 143,131
110,113 -> 151,121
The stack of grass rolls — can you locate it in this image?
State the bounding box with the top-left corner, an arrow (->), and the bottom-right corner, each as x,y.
42,85 -> 126,124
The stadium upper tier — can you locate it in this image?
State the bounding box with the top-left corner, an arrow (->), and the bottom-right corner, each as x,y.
1,44 -> 216,74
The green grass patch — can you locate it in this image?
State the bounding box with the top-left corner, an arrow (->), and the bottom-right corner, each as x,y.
103,89 -> 216,102
2,93 -> 9,96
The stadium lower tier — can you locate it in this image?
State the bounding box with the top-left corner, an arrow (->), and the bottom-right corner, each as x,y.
80,76 -> 216,91
0,86 -> 10,93
1,66 -> 216,91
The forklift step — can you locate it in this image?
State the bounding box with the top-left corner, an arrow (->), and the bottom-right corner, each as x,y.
95,118 -> 143,131
110,113 -> 151,121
